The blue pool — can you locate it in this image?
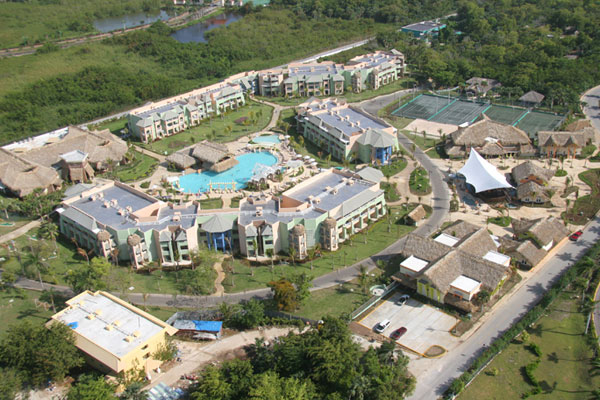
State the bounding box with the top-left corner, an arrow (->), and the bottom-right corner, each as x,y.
253,134 -> 281,145
177,152 -> 278,193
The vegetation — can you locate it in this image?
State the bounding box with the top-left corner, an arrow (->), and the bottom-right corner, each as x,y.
579,144 -> 597,159
555,169 -> 568,177
565,169 -> 600,224
409,167 -> 431,195
199,197 -> 224,210
382,181 -> 400,202
487,216 -> 512,227
138,101 -> 273,155
102,150 -> 159,182
188,317 -> 415,400
0,288 -> 62,334
67,373 -> 116,400
379,157 -> 408,178
0,321 -> 83,387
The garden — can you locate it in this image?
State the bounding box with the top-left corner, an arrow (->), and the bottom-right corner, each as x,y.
409,167 -> 431,195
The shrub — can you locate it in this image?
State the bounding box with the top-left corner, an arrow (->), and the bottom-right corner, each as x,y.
528,343 -> 542,357
140,181 -> 150,189
555,169 -> 567,177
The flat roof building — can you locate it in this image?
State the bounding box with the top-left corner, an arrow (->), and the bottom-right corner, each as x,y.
401,20 -> 446,38
47,291 -> 177,374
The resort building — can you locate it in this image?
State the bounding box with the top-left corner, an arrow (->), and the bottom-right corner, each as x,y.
167,141 -> 238,172
296,98 -> 399,163
401,20 -> 446,38
58,181 -> 200,269
47,291 -> 177,375
445,117 -> 534,158
283,62 -> 346,97
128,82 -> 246,143
345,50 -> 406,92
511,161 -> 554,204
0,126 -> 127,197
394,220 -> 511,311
537,128 -> 595,158
519,91 -> 545,107
57,167 -> 386,266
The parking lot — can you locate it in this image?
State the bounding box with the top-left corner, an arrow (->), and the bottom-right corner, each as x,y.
358,292 -> 458,355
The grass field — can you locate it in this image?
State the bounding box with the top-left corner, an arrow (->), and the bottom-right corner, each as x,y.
565,169 -> 600,225
93,117 -> 128,135
199,198 -> 224,210
0,289 -> 56,334
102,150 -> 158,183
138,101 -> 273,155
459,291 -> 600,400
223,205 -> 417,293
409,167 -> 431,195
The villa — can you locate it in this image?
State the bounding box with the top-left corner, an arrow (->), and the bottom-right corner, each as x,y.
394,220 -> 511,311
128,82 -> 246,143
0,126 -> 127,197
401,20 -> 446,39
296,98 -> 399,163
511,161 -> 554,204
537,127 -> 596,158
57,167 -> 387,267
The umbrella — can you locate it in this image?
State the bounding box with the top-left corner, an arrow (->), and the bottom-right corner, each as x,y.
304,155 -> 310,160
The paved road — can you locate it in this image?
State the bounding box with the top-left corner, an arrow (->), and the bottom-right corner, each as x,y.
582,85 -> 600,132
408,217 -> 600,400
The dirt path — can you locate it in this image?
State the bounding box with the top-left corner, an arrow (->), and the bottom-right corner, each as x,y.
212,261 -> 226,297
0,219 -> 41,245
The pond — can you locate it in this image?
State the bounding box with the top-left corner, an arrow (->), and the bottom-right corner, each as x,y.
171,13 -> 241,43
93,10 -> 171,33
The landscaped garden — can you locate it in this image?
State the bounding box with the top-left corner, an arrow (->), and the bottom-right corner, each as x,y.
138,101 -> 273,155
459,291 -> 600,399
222,204 -> 418,293
409,167 -> 431,195
101,150 -> 158,183
564,168 -> 600,225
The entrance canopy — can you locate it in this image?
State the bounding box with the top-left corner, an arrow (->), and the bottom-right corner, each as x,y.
458,148 -> 512,193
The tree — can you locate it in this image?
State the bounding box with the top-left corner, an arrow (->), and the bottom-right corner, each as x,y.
179,264 -> 217,295
120,382 -> 149,400
0,322 -> 83,387
66,257 -> 111,293
307,247 -> 317,270
289,246 -> 297,266
232,299 -> 265,329
290,272 -> 312,304
358,264 -> 370,294
67,374 -> 116,400
268,278 -> 298,312
266,248 -> 275,279
39,220 -> 59,254
190,366 -> 231,400
26,242 -> 51,290
0,368 -> 22,400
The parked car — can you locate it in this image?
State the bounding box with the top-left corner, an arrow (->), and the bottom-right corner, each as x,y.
396,294 -> 410,306
374,319 -> 391,333
390,327 -> 407,340
569,230 -> 583,241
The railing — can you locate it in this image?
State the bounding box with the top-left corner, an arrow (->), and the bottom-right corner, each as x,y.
351,281 -> 398,320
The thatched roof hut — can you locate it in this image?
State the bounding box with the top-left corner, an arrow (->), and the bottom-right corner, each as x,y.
127,234 -> 141,247
406,204 -> 426,225
0,148 -> 61,197
516,181 -> 550,203
398,234 -> 450,262
192,142 -> 229,165
441,220 -> 479,240
166,151 -> 197,170
511,161 -> 554,184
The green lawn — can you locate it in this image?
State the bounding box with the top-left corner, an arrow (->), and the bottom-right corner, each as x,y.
102,150 -> 159,183
403,131 -> 440,151
459,291 -> 600,400
229,196 -> 243,208
223,205 -> 417,293
379,158 -> 407,178
292,278 -> 373,321
199,198 -> 224,210
138,101 -> 273,155
409,167 -> 431,195
382,181 -> 400,202
0,289 -> 56,334
565,169 -> 600,225
487,216 -> 512,227
92,117 -> 128,136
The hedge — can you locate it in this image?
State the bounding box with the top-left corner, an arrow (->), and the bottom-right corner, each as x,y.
443,243 -> 600,399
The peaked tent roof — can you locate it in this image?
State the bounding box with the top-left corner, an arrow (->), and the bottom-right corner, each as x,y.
458,148 -> 513,193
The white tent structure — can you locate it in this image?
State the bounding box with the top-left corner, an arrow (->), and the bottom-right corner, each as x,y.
458,148 -> 513,193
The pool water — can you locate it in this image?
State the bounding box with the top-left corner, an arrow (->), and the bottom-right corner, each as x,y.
253,134 -> 281,144
177,152 -> 277,193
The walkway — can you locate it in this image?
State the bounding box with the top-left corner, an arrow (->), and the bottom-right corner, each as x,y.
213,261 -> 226,297
0,219 -> 42,245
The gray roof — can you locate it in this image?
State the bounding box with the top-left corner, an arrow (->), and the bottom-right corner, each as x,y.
355,167 -> 384,183
356,128 -> 397,148
520,91 -> 545,103
202,214 -> 234,233
402,21 -> 445,32
61,207 -> 98,232
64,183 -> 97,199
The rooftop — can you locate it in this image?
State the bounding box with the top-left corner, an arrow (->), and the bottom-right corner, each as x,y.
450,275 -> 481,293
434,233 -> 460,247
400,255 -> 429,273
402,20 -> 446,32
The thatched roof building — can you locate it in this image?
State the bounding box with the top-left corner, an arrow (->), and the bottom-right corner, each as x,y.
511,161 -> 554,185
512,217 -> 569,249
445,117 -> 534,158
516,181 -> 550,203
519,91 -> 545,105
441,220 -> 479,239
405,204 -> 426,225
166,151 -> 197,170
0,148 -> 61,197
191,141 -> 238,172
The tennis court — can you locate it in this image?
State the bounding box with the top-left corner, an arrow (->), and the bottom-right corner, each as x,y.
484,105 -> 528,126
429,100 -> 490,125
392,94 -> 455,120
516,111 -> 564,137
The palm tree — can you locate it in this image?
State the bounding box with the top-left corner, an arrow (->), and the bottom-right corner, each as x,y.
266,248 -> 274,279
358,264 -> 369,294
289,246 -> 296,266
111,248 -> 120,267
307,247 -> 317,270
39,221 -> 59,254
77,247 -> 91,265
27,244 -> 50,290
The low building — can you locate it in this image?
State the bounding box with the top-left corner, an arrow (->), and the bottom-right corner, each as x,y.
537,130 -> 593,158
401,20 -> 446,38
394,222 -> 511,310
166,312 -> 223,340
128,82 -> 245,143
519,91 -> 545,107
445,117 -> 534,158
512,217 -> 569,252
296,98 -> 398,163
511,161 -> 554,204
405,204 -> 426,226
47,291 -> 177,374
465,77 -> 501,98
0,126 -> 127,197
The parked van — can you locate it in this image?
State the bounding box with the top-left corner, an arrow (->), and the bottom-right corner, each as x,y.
374,319 -> 391,333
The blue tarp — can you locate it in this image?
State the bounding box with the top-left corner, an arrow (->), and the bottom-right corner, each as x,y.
191,320 -> 222,332
67,322 -> 78,329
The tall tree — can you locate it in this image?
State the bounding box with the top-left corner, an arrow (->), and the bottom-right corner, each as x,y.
67,374 -> 116,400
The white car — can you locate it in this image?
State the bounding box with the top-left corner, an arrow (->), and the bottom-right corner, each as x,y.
374,319 -> 391,333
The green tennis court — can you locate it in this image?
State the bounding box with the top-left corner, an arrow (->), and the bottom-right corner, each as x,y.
516,111 -> 564,137
484,105 -> 528,126
429,100 -> 489,125
392,94 -> 454,120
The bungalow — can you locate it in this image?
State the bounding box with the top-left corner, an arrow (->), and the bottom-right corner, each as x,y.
538,129 -> 594,158
511,161 -> 554,204
401,20 -> 446,39
519,91 -> 545,108
465,77 -> 501,98
512,217 -> 569,252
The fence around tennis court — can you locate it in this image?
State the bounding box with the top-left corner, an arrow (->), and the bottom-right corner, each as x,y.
429,100 -> 490,125
516,110 -> 565,137
483,105 -> 528,126
392,94 -> 455,120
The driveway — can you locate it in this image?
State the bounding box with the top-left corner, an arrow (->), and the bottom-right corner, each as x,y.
358,292 -> 458,355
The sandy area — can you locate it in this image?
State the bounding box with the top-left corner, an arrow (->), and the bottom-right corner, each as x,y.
405,119 -> 458,137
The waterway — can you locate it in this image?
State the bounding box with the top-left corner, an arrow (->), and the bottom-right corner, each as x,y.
93,10 -> 171,33
171,13 -> 241,43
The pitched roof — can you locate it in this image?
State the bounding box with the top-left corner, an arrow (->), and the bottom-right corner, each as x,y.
355,166 -> 384,183
166,151 -> 197,169
516,181 -> 549,201
529,217 -> 569,246
454,228 -> 498,257
450,118 -> 531,147
0,148 -> 61,197
520,91 -> 545,103
565,119 -> 591,132
511,161 -> 554,183
538,131 -> 585,147
406,204 -> 426,223
398,234 -> 450,262
513,240 -> 546,266
191,141 -> 229,164
201,214 -> 234,233
356,128 -> 398,148
441,220 -> 479,239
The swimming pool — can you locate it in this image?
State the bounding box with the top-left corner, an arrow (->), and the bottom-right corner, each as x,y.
177,151 -> 278,193
252,134 -> 281,145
